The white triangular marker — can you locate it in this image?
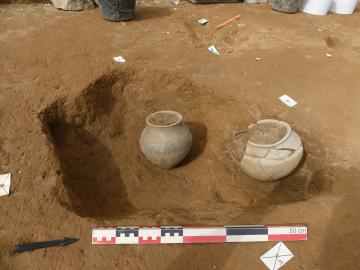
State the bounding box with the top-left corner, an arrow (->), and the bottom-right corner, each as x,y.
279,95 -> 297,107
260,242 -> 294,270
0,173 -> 11,197
208,45 -> 220,55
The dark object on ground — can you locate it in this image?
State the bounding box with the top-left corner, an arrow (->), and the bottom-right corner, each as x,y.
97,0 -> 135,21
14,237 -> 78,253
272,0 -> 301,13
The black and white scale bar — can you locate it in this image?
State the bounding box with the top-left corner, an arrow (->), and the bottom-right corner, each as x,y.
92,224 -> 308,245
226,226 -> 269,242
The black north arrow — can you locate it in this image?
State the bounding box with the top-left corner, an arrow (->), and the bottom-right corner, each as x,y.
15,237 -> 78,253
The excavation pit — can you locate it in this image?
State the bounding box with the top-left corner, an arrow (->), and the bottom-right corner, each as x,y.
39,69 -> 329,221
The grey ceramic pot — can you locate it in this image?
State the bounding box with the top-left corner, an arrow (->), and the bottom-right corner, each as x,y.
140,111 -> 192,169
273,0 -> 301,13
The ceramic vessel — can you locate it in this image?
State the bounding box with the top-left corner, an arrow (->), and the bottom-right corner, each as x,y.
272,0 -> 301,13
330,0 -> 358,14
239,119 -> 303,181
98,0 -> 135,21
300,0 -> 333,15
140,111 -> 192,169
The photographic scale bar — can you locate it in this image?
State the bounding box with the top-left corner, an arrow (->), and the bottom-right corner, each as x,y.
92,224 -> 307,245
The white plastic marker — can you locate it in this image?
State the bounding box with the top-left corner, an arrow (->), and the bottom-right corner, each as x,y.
326,53 -> 333,59
208,45 -> 220,55
171,0 -> 180,5
113,56 -> 126,63
92,224 -> 307,245
260,242 -> 294,270
279,95 -> 297,107
0,173 -> 11,197
198,19 -> 208,25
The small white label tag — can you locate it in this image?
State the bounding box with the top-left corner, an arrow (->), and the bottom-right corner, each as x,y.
279,95 -> 297,107
113,56 -> 126,63
198,19 -> 208,25
260,242 -> 294,270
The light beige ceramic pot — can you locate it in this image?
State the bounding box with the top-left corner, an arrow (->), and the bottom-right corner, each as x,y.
240,119 -> 303,181
140,110 -> 192,169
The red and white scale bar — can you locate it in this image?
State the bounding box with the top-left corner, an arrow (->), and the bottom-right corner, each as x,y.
92,224 -> 307,245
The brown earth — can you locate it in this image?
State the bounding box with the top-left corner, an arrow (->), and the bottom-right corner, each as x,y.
1,1 -> 360,270
248,122 -> 287,144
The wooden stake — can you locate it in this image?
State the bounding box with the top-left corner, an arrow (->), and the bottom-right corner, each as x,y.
216,15 -> 241,30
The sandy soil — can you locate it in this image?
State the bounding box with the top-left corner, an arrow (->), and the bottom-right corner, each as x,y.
1,2 -> 360,269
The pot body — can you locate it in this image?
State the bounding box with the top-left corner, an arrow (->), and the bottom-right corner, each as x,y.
240,119 -> 303,181
140,122 -> 192,169
330,0 -> 358,14
272,0 -> 301,13
97,0 -> 136,21
300,0 -> 333,15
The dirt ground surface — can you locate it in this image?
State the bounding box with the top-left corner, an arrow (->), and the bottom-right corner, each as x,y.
1,1 -> 360,269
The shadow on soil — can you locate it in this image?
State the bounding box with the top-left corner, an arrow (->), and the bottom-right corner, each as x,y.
48,120 -> 133,219
180,121 -> 207,166
41,69 -> 134,220
253,151 -> 329,208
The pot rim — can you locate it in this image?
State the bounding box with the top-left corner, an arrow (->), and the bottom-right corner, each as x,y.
146,110 -> 183,128
247,119 -> 292,148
